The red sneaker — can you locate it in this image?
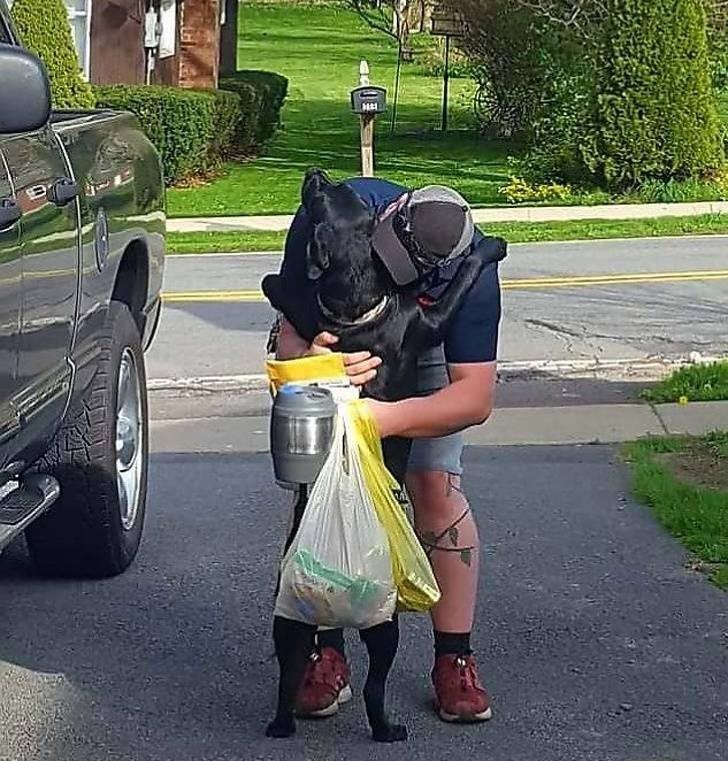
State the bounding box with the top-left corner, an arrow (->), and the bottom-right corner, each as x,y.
295,647 -> 352,718
432,654 -> 492,723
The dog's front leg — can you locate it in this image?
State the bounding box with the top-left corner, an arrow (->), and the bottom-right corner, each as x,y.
266,616 -> 317,738
414,254 -> 487,347
359,617 -> 407,742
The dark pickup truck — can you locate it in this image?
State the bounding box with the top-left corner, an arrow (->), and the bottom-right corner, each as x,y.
0,4 -> 165,577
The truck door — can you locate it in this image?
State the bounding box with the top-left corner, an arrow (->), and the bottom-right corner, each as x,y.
0,149 -> 21,466
2,129 -> 80,439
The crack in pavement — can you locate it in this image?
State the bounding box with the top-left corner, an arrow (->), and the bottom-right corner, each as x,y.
524,317 -> 717,358
524,318 -> 608,361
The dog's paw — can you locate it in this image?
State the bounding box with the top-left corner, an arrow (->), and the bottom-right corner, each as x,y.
266,718 -> 296,739
372,722 -> 408,743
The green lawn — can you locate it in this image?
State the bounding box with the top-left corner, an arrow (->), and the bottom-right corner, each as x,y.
624,433 -> 728,589
168,212 -> 728,253
166,1 -> 516,218
642,361 -> 728,404
166,4 -> 728,219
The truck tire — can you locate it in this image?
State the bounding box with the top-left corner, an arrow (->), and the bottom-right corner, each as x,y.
25,300 -> 149,578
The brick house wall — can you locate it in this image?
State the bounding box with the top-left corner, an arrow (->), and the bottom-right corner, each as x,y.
178,0 -> 221,89
89,0 -> 145,85
56,0 -> 224,89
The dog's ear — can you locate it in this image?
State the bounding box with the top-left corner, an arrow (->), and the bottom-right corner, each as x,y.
307,224 -> 333,280
301,168 -> 331,210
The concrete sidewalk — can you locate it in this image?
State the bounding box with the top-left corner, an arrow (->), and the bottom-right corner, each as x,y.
167,200 -> 728,234
148,400 -> 728,453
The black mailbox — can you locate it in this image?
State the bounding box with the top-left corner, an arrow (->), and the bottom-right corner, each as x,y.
350,85 -> 387,116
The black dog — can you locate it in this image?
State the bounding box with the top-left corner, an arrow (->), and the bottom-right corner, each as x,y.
261,168 -> 505,742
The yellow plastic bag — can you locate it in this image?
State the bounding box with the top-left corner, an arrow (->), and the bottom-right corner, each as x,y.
347,399 -> 441,613
265,353 -> 349,396
263,354 -> 439,614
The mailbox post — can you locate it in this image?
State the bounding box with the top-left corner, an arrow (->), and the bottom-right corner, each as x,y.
350,61 -> 387,177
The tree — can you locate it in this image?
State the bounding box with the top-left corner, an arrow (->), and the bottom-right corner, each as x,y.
512,0 -> 606,34
589,0 -> 723,187
343,0 -> 423,47
11,0 -> 95,109
445,0 -> 560,136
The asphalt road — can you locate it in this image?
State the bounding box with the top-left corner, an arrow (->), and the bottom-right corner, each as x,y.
1,439 -> 726,761
148,236 -> 728,380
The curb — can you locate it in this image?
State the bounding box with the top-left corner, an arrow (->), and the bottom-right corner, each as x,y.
146,354 -> 727,395
166,201 -> 728,234
148,400 -> 728,454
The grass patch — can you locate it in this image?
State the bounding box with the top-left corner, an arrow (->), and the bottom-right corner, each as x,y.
623,432 -> 728,589
167,230 -> 286,253
641,361 -> 728,403
167,213 -> 728,254
165,2 -> 516,217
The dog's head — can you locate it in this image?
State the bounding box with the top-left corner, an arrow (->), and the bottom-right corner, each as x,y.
301,168 -> 390,320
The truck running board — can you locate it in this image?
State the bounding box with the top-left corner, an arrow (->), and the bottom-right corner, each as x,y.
0,474 -> 60,551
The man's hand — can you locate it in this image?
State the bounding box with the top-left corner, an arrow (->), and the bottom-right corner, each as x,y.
276,318 -> 381,387
308,331 -> 382,387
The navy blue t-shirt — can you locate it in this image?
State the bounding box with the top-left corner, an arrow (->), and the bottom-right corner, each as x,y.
278,176 -> 503,364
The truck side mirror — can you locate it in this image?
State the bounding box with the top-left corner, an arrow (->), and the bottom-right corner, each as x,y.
0,43 -> 52,134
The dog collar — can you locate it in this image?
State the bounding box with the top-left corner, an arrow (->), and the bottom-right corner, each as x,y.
317,293 -> 391,326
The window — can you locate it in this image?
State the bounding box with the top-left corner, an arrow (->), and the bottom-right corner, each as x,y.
64,0 -> 91,80
158,0 -> 177,59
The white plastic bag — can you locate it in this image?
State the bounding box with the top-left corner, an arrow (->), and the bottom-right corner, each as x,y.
274,405 -> 397,629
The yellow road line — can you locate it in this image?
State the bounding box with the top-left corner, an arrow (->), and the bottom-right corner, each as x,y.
162,269 -> 728,303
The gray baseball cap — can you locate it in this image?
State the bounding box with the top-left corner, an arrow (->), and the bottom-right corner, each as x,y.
372,185 -> 475,286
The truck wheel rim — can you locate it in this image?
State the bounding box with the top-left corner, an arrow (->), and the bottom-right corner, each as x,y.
116,348 -> 143,531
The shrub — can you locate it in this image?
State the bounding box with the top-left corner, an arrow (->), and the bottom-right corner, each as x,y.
220,70 -> 289,146
515,62 -> 599,186
217,78 -> 260,155
589,0 -> 724,189
707,1 -> 728,90
517,0 -> 725,191
446,0 -> 556,137
10,0 -> 95,109
209,89 -> 245,163
633,171 -> 728,203
499,177 -> 574,205
93,85 -> 240,185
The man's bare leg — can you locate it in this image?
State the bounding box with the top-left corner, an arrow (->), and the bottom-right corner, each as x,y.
406,469 -> 492,723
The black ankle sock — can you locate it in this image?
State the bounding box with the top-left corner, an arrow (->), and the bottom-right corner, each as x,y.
317,628 -> 346,656
434,630 -> 472,657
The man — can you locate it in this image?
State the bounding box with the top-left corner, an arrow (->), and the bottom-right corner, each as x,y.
268,175 -> 505,724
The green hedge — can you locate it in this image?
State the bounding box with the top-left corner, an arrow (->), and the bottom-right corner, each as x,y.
92,85 -> 241,185
216,77 -> 260,154
93,70 -> 287,185
11,0 -> 95,109
220,70 -> 289,148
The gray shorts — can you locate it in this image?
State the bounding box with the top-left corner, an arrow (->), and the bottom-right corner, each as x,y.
407,345 -> 464,477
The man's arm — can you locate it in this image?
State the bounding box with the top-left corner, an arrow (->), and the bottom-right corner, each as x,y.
365,362 -> 496,439
367,251 -> 502,439
275,317 -> 383,386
